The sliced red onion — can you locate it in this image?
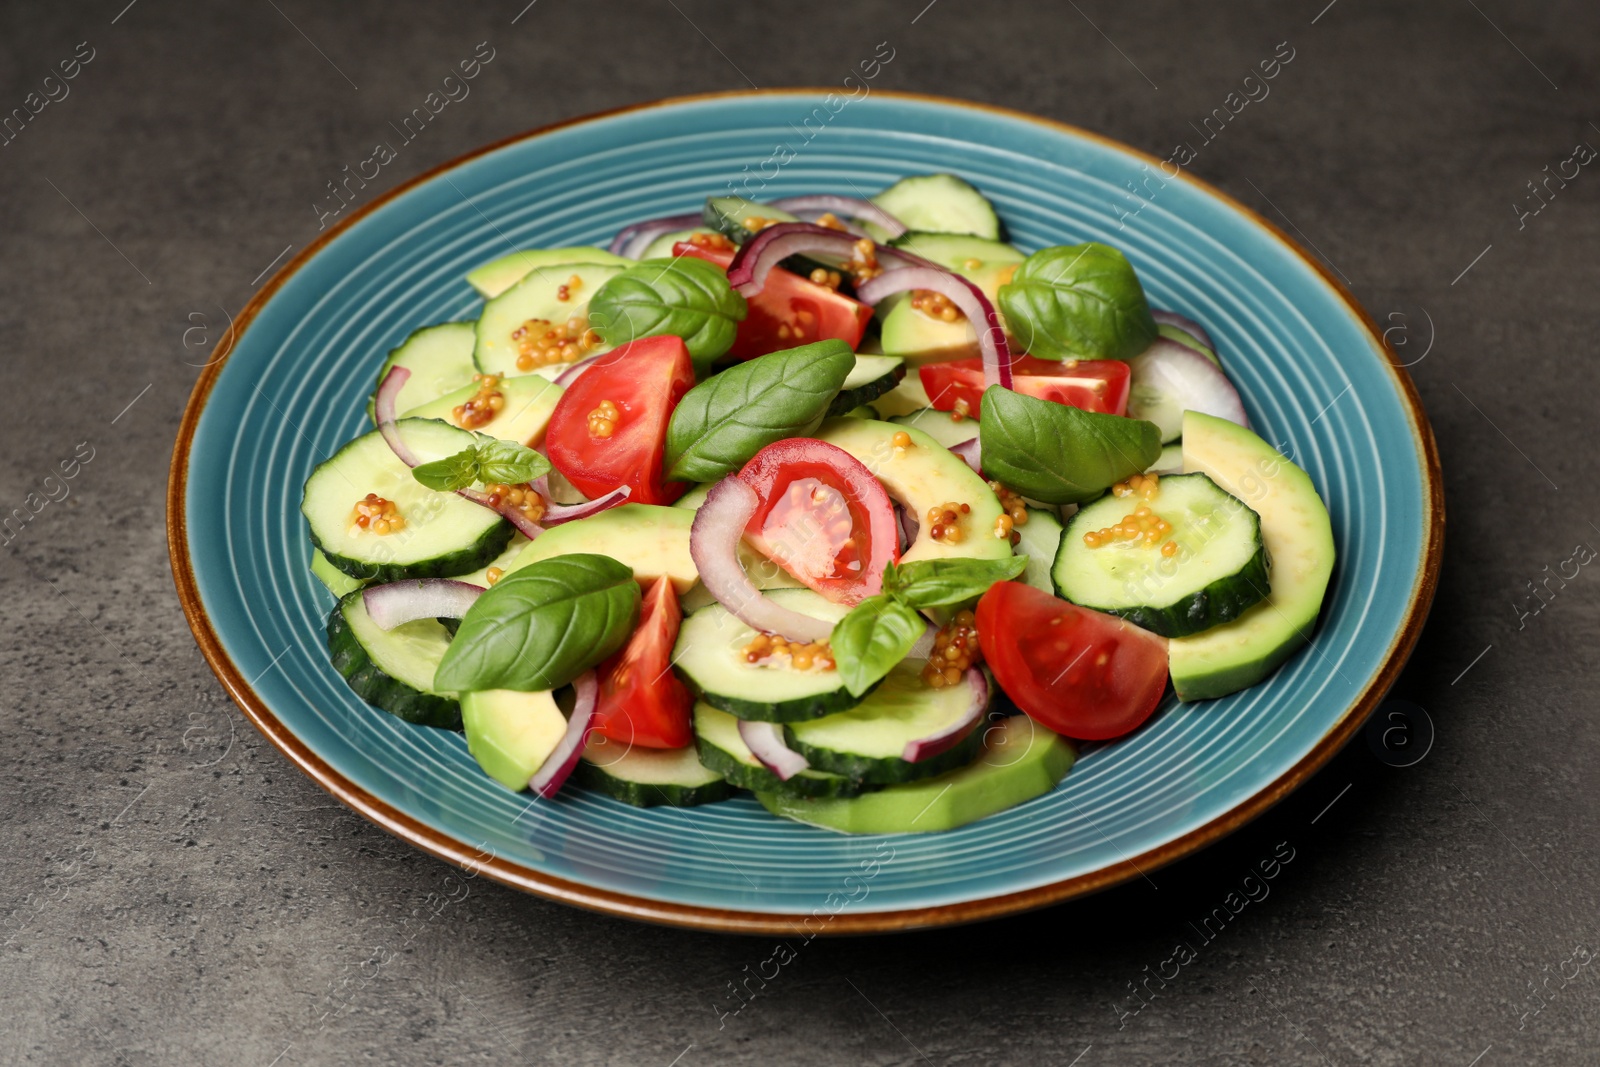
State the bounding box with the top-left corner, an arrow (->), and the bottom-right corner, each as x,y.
1127,338 -> 1249,441
608,211 -> 704,259
374,365 -> 421,468
857,267 -> 1015,391
553,352 -> 604,388
688,477 -> 834,643
948,437 -> 982,475
908,620 -> 939,660
363,579 -> 484,630
1152,309 -> 1216,352
455,486 -> 545,540
892,500 -> 918,555
529,671 -> 598,798
737,720 -> 809,780
902,669 -> 988,763
768,195 -> 907,238
725,222 -> 933,298
537,482 -> 631,525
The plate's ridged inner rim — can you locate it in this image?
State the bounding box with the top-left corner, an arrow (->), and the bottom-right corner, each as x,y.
172,92 -> 1439,930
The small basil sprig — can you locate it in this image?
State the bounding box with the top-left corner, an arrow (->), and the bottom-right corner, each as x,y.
978,386 -> 1161,504
433,554 -> 639,693
412,437 -> 551,492
998,242 -> 1157,361
587,256 -> 748,376
831,556 -> 1028,695
882,556 -> 1027,609
663,340 -> 856,481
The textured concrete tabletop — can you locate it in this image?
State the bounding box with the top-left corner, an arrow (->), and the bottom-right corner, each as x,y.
2,0 -> 1596,1063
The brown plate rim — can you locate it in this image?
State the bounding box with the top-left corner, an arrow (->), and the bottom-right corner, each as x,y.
166,88 -> 1445,936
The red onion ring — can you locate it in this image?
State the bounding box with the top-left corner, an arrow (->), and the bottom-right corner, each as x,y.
856,267 -> 1015,391
363,579 -> 484,630
455,486 -> 545,540
725,222 -> 934,299
374,365 -> 422,467
529,671 -> 598,798
737,720 -> 809,780
688,477 -> 834,644
892,500 -> 918,555
902,669 -> 988,763
767,195 -> 907,238
1129,338 -> 1249,430
527,477 -> 631,525
608,212 -> 704,259
1151,309 -> 1216,352
948,437 -> 982,475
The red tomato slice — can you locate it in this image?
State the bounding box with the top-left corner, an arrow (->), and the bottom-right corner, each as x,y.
976,581 -> 1168,741
919,356 -> 1131,418
737,438 -> 899,605
592,576 -> 693,749
545,335 -> 695,505
675,242 -> 872,359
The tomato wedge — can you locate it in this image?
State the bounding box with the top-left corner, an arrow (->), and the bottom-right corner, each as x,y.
675,242 -> 872,359
592,576 -> 693,749
545,335 -> 695,505
976,581 -> 1168,741
737,439 -> 898,605
920,356 -> 1130,418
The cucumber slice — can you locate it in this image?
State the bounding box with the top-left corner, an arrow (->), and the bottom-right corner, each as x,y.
366,323 -> 478,423
467,247 -> 630,299
474,262 -> 623,376
692,703 -> 868,798
703,197 -> 800,244
886,231 -> 1024,267
782,663 -> 986,784
827,355 -> 905,416
757,715 -> 1075,834
1052,472 -> 1269,638
571,737 -> 734,807
403,374 -> 563,447
1013,507 -> 1064,594
326,590 -> 460,729
1157,323 -> 1221,366
638,227 -> 715,259
311,549 -> 365,597
887,407 -> 977,450
461,688 -> 567,791
871,372 -> 933,418
673,589 -> 861,722
872,175 -> 1003,240
1147,442 -> 1185,475
302,419 -> 513,582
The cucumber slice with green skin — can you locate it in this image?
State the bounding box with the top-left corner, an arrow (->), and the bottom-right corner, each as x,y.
673,589 -> 863,722
461,688 -> 567,791
826,355 -> 905,416
327,590 -> 460,729
302,419 -> 513,582
639,228 -> 715,259
311,549 -> 366,597
871,372 -> 934,418
1169,411 -> 1335,701
692,703 -> 869,798
871,175 -> 1004,240
1053,472 -> 1269,638
474,262 -> 623,376
366,323 -> 478,423
1157,323 -> 1220,366
467,247 -> 630,299
757,715 -> 1075,834
887,407 -> 977,450
703,197 -> 800,244
782,663 -> 987,784
571,737 -> 735,807
403,373 -> 563,447
886,231 -> 1024,267
1013,507 -> 1064,594
1147,442 -> 1185,475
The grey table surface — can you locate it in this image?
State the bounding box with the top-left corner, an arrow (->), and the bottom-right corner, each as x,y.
2,0 -> 1596,1063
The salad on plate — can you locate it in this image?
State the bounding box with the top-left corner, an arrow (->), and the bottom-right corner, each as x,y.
302,174 -> 1335,834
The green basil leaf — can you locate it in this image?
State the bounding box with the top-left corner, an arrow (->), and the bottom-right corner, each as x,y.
474,437 -> 551,485
886,556 -> 1028,609
830,595 -> 926,697
433,554 -> 640,693
587,256 -> 748,375
978,386 -> 1161,504
663,340 -> 856,481
997,242 -> 1157,361
412,447 -> 481,492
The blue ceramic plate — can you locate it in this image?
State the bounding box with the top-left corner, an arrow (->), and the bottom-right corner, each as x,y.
170,91 -> 1442,933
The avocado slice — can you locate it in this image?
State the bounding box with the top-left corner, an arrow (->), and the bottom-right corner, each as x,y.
403,373 -> 562,448
1168,411 -> 1336,701
888,407 -> 977,450
879,259 -> 1018,366
474,261 -> 624,376
756,715 -> 1075,833
507,504 -> 698,593
466,247 -> 631,299
460,689 -> 567,791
